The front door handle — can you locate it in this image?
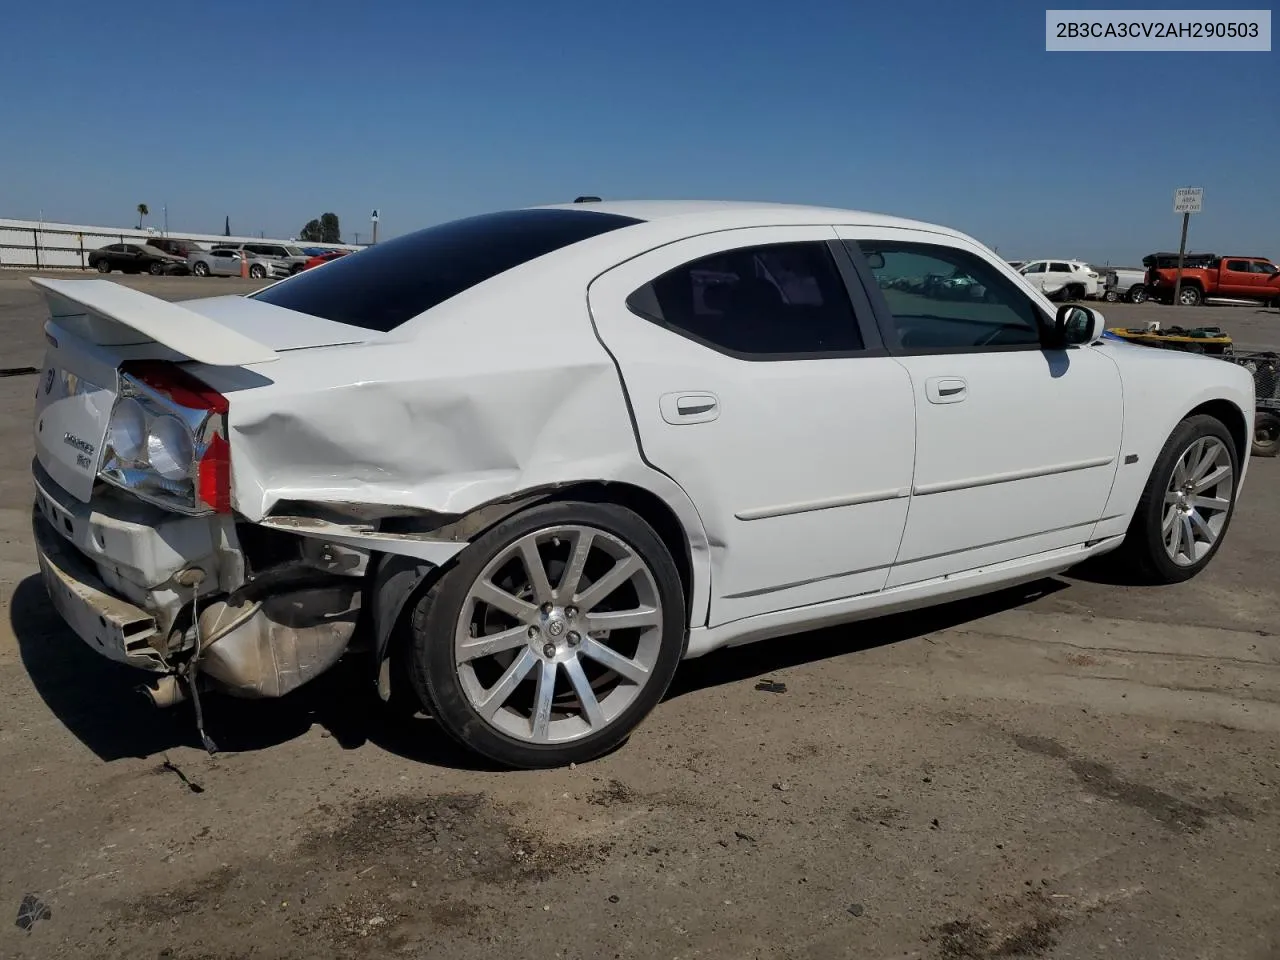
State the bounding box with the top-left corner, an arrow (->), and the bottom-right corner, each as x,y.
660,392 -> 720,424
925,376 -> 967,404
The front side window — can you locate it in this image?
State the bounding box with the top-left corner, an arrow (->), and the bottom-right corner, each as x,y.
851,240 -> 1044,351
626,241 -> 863,357
253,208 -> 641,333
1022,262 -> 1046,274
1254,261 -> 1278,275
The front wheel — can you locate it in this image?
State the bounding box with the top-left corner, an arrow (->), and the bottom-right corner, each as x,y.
94,260 -> 111,273
1253,411 -> 1280,458
1128,284 -> 1146,304
249,263 -> 267,279
1114,415 -> 1239,583
1104,289 -> 1120,303
407,501 -> 686,769
148,261 -> 164,276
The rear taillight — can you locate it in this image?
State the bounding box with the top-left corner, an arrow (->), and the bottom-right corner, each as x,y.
99,361 -> 233,515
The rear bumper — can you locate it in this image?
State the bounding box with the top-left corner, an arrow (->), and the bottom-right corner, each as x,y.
32,459 -> 231,607
32,508 -> 166,671
31,464 -> 364,699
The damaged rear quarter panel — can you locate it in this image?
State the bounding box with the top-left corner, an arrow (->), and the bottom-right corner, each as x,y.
188,257 -> 713,626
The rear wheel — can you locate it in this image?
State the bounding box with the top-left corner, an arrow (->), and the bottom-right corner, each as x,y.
192,261 -> 209,277
1253,411 -> 1280,458
1178,285 -> 1203,306
407,501 -> 685,769
249,263 -> 267,279
1104,289 -> 1120,303
148,261 -> 164,276
1113,415 -> 1239,583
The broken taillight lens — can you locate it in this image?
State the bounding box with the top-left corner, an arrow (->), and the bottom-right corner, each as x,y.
99,361 -> 233,515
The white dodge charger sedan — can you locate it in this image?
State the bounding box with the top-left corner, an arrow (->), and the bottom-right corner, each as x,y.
30,200 -> 1255,768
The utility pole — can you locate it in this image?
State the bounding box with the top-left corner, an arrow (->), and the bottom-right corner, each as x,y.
371,208 -> 379,245
163,203 -> 168,236
1171,187 -> 1203,306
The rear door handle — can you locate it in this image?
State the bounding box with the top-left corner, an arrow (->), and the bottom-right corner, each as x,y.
660,392 -> 720,424
925,376 -> 967,404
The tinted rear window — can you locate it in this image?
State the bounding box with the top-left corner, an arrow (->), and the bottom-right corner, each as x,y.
251,208 -> 642,332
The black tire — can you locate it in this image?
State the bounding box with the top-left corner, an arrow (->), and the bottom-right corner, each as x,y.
1128,284 -> 1146,304
249,263 -> 266,279
94,260 -> 110,274
1178,285 -> 1202,306
1112,414 -> 1240,584
192,261 -> 209,277
148,261 -> 164,276
406,500 -> 686,769
1253,411 -> 1280,458
1104,290 -> 1120,303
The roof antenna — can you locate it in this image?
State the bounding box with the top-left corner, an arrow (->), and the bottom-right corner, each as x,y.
574,196 -> 602,203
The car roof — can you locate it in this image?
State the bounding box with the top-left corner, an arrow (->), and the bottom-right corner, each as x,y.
534,199 -> 974,242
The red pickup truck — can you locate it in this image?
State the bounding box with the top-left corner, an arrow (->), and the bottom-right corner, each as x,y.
1144,252 -> 1280,306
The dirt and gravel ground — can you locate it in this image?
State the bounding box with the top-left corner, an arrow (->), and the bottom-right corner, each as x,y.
1,272 -> 1278,960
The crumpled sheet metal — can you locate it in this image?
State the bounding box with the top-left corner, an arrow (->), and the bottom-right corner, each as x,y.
188,271 -> 713,629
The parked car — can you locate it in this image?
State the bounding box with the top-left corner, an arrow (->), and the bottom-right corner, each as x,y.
302,249 -> 350,270
87,242 -> 188,276
146,237 -> 208,259
216,241 -> 310,274
1144,254 -> 1280,306
29,201 -> 1255,769
1101,267 -> 1147,303
187,247 -> 290,279
1016,259 -> 1103,300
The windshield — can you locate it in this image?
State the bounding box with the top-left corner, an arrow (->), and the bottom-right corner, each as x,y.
251,208 -> 642,332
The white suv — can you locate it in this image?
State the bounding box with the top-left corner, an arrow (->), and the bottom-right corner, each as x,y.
1017,260 -> 1102,301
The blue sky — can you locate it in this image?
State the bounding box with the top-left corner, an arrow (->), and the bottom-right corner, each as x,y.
0,0 -> 1274,264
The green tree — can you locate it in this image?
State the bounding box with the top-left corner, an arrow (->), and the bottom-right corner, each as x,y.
136,203 -> 149,229
320,212 -> 341,244
298,218 -> 323,242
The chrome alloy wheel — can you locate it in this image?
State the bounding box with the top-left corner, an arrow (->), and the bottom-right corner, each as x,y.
455,525 -> 664,744
1162,436 -> 1234,566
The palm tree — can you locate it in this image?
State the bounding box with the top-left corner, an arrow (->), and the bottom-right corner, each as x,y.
136,203 -> 149,229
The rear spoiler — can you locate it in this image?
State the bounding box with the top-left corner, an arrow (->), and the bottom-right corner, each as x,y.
30,277 -> 279,366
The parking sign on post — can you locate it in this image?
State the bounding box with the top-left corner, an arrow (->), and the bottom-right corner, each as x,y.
1172,187 -> 1203,305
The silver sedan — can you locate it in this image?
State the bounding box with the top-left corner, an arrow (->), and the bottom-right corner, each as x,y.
187,248 -> 291,279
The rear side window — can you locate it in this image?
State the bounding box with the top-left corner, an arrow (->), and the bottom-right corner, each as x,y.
626,242 -> 864,357
1225,259 -> 1250,271
252,208 -> 642,332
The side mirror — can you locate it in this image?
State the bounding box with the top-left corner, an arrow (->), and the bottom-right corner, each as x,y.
864,252 -> 886,270
1053,303 -> 1104,346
